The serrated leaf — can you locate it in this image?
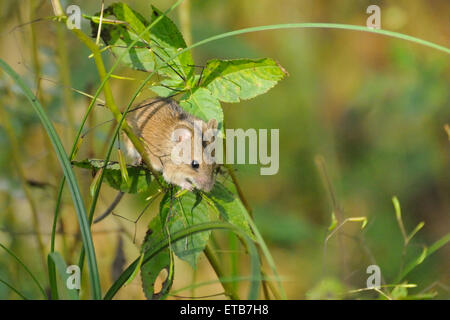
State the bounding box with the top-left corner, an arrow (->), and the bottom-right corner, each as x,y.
140,217 -> 173,300
149,6 -> 194,80
201,58 -> 287,103
91,3 -> 155,72
72,159 -> 152,194
208,181 -> 254,240
90,3 -> 194,80
179,87 -> 224,129
159,191 -> 213,268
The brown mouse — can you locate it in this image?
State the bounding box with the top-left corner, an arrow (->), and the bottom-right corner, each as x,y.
123,97 -> 218,192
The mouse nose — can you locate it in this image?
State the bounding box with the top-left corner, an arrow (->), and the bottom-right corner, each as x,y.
195,177 -> 214,192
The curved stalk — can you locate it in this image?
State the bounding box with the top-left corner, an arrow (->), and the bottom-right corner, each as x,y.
104,222 -> 261,300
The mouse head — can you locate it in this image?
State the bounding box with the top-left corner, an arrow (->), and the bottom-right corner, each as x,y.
167,118 -> 219,192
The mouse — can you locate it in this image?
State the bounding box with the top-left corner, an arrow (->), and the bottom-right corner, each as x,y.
122,97 -> 218,192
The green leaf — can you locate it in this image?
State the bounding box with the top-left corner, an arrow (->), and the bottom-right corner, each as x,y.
179,87 -> 224,129
149,5 -> 194,80
395,233 -> 450,283
90,3 -> 194,79
407,221 -> 425,243
201,58 -> 287,103
208,181 -> 254,240
91,3 -> 155,72
48,252 -> 80,300
140,217 -> 174,300
149,78 -> 187,97
105,221 -> 261,300
159,191 -> 213,268
72,159 -> 152,194
125,252 -> 144,286
427,232 -> 450,256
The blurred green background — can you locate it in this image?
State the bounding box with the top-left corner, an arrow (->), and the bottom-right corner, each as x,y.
0,0 -> 448,299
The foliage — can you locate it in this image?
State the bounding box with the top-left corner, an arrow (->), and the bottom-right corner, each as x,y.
85,1 -> 286,299
72,159 -> 153,194
0,0 -> 448,301
90,2 -> 287,129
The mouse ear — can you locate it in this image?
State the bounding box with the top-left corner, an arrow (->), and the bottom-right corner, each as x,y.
207,119 -> 218,130
171,127 -> 192,142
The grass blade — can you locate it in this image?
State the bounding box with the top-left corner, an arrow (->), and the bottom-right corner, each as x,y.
183,23 -> 450,55
48,252 -> 80,300
395,233 -> 450,282
0,278 -> 29,300
0,58 -> 102,300
0,243 -> 46,299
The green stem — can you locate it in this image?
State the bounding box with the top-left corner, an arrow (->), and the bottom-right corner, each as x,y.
228,233 -> 239,294
204,244 -> 240,300
225,166 -> 282,299
226,165 -> 253,217
68,17 -> 165,185
181,23 -> 450,55
104,222 -> 261,300
0,278 -> 29,300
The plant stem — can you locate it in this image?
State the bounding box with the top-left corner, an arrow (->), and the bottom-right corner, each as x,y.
105,222 -> 260,300
71,28 -> 163,186
225,165 -> 253,218
0,243 -> 46,299
228,233 -> 239,294
224,165 -> 283,299
204,244 -> 240,300
50,0 -> 64,17
51,0 -> 165,186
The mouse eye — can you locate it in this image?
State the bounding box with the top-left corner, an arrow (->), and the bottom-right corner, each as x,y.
191,160 -> 199,169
